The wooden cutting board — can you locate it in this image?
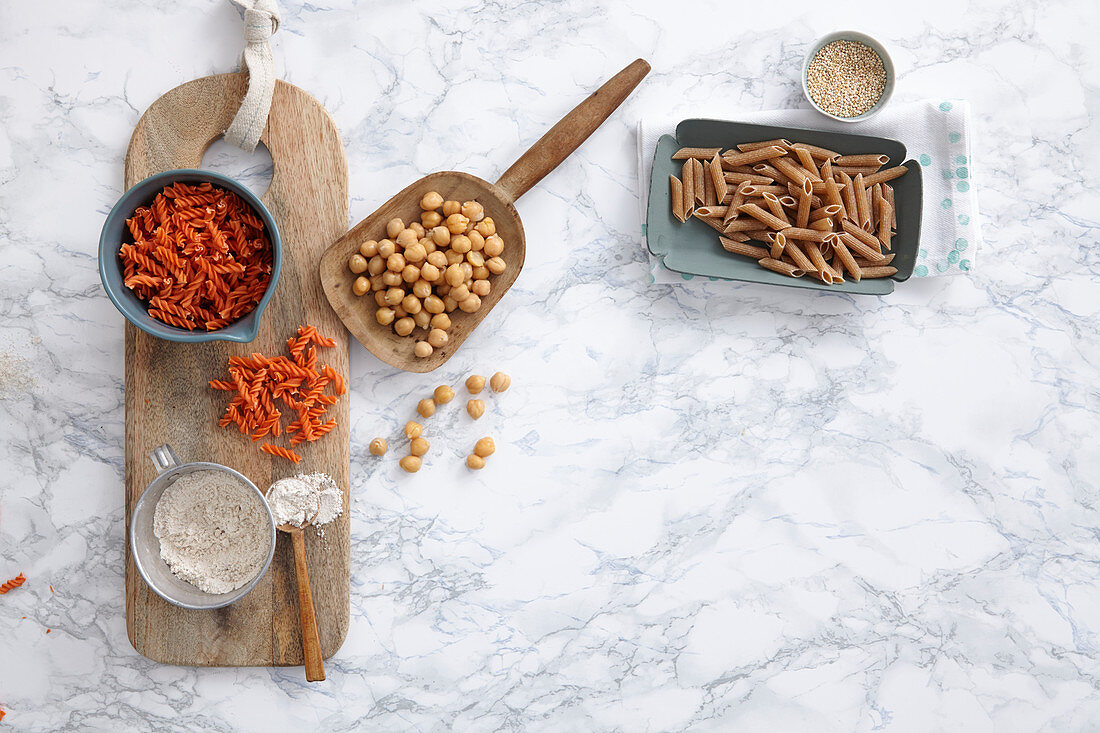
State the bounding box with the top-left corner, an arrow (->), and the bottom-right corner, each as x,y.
122,73 -> 350,666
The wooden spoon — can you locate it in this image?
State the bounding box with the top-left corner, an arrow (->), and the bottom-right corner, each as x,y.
320,58 -> 650,372
275,517 -> 325,682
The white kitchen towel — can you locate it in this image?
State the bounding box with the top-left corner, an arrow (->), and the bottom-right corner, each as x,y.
637,100 -> 980,284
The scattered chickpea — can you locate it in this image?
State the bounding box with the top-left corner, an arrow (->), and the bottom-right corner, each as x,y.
373,291 -> 388,307
360,240 -> 379,257
468,230 -> 485,251
412,280 -> 432,299
409,222 -> 426,238
393,305 -> 407,319
378,240 -> 397,258
445,249 -> 464,266
445,263 -> 465,287
433,385 -> 455,404
369,438 -> 388,456
414,341 -> 433,358
442,200 -> 461,217
445,213 -> 470,235
486,257 -> 507,275
432,226 -> 451,246
423,294 -> 445,314
387,253 -> 406,273
402,265 -> 421,283
410,437 -> 430,457
471,265 -> 490,280
399,455 -> 422,473
465,454 -> 485,470
427,250 -> 448,269
458,294 -> 482,313
404,421 -> 422,439
421,210 -> 442,228
430,313 -> 452,330
461,201 -> 485,222
428,328 -> 449,348
471,280 -> 491,297
417,398 -> 436,418
394,316 -> 415,336
382,270 -> 403,287
490,372 -> 511,393
421,191 -> 444,210
413,310 -> 431,330
376,307 -> 396,325
396,228 -> 418,248
465,375 -> 486,394
474,437 -> 495,457
450,283 -> 471,303
466,399 -> 485,419
420,263 -> 442,283
368,256 -> 386,276
443,295 -> 459,312
386,218 -> 404,239
466,251 -> 485,268
352,276 -> 370,296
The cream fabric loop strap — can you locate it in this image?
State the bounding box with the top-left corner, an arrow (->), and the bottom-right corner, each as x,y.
224,0 -> 281,153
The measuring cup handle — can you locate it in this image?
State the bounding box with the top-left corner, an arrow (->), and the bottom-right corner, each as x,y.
494,58 -> 650,203
149,444 -> 181,474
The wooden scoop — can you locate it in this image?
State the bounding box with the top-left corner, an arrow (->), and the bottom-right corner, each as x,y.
320,58 -> 650,372
275,513 -> 325,682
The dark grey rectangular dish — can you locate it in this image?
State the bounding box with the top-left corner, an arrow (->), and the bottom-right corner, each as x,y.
646,118 -> 923,295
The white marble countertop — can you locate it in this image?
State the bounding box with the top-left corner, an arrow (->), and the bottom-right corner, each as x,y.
2,0 -> 1098,730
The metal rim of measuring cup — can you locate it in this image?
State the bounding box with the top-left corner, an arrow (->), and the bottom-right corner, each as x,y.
130,443 -> 277,610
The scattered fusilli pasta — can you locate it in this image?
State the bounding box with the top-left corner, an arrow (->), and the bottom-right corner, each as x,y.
120,182 -> 272,331
211,325 -> 345,462
0,573 -> 26,594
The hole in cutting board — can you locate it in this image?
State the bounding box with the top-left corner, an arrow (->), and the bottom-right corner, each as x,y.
200,137 -> 274,198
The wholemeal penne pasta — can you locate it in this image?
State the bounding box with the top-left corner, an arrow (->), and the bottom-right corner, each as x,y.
790,142 -> 840,162
693,212 -> 726,233
879,199 -> 893,250
757,257 -> 805,278
796,179 -> 813,228
835,154 -> 890,168
854,253 -> 895,267
737,139 -> 792,152
762,192 -> 790,226
672,147 -> 723,160
769,230 -> 786,259
838,230 -> 886,262
710,154 -> 728,205
738,203 -> 790,231
667,137 -> 905,286
720,237 -> 770,258
670,175 -> 685,222
860,265 -> 898,279
722,146 -> 787,167
862,166 -> 908,186
852,173 -> 870,229
830,236 -> 862,281
681,159 -> 694,217
772,157 -> 815,186
841,219 -> 882,252
724,171 -> 774,185
722,218 -> 763,234
783,239 -> 816,272
883,184 -> 897,229
793,146 -> 819,179
780,226 -> 829,242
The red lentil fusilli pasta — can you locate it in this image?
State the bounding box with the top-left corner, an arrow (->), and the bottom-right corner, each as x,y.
0,573 -> 26,594
120,182 -> 272,331
211,325 -> 346,463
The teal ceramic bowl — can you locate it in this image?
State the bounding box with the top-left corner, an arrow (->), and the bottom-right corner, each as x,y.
99,169 -> 281,343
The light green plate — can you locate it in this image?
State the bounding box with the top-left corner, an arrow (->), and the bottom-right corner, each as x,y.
646,119 -> 923,295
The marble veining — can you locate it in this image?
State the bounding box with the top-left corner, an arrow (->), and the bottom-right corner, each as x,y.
1,0 -> 1099,730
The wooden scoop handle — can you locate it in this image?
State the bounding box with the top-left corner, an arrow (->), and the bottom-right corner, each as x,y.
495,58 -> 650,203
290,529 -> 326,681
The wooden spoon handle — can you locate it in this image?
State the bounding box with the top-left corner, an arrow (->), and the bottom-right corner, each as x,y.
494,58 -> 650,203
290,529 -> 326,682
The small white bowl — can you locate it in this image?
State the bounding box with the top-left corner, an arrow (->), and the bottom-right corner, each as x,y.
802,31 -> 895,123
